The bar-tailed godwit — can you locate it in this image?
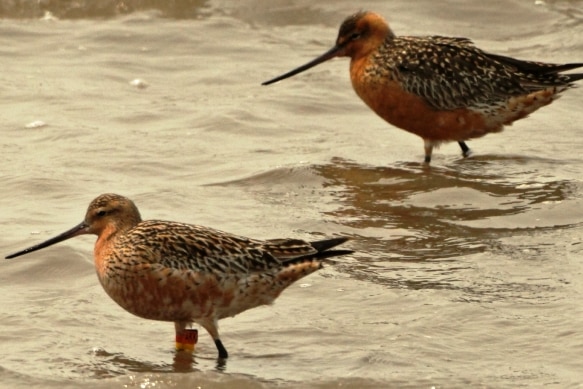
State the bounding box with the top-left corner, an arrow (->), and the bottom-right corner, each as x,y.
263,11 -> 583,163
5,193 -> 352,359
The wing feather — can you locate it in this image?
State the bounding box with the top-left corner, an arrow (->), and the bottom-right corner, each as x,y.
116,220 -> 316,274
375,36 -> 551,111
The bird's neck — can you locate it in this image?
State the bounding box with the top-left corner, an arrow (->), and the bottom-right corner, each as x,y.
93,223 -> 121,269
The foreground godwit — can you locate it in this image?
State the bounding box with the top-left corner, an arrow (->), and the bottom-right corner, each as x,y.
263,11 -> 583,163
5,193 -> 352,359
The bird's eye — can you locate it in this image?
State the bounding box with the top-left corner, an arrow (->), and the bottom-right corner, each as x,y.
350,32 -> 362,41
96,210 -> 107,217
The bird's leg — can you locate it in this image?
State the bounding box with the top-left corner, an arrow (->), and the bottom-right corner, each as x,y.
458,141 -> 472,158
200,319 -> 229,359
215,339 -> 228,359
175,321 -> 198,352
423,139 -> 434,163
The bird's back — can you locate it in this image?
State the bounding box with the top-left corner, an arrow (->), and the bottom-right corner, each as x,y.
367,36 -> 577,109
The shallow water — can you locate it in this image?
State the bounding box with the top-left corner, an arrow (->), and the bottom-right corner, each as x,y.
1,0 -> 583,388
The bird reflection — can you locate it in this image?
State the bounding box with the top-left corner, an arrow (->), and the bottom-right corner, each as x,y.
172,350 -> 198,373
211,156 -> 580,300
311,156 -> 578,289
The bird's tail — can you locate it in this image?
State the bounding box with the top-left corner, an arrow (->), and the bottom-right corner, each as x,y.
275,236 -> 352,266
565,72 -> 583,83
310,236 -> 349,251
309,237 -> 353,260
487,53 -> 583,85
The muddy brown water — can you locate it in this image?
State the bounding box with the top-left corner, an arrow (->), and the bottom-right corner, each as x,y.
1,1 -> 582,388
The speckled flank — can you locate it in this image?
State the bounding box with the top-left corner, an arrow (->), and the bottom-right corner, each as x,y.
264,11 -> 583,163
5,193 -> 352,359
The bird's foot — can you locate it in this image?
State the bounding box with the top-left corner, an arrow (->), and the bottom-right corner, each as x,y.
458,141 -> 472,158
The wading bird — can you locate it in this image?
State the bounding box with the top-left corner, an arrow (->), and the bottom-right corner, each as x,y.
263,11 -> 583,163
5,193 -> 352,359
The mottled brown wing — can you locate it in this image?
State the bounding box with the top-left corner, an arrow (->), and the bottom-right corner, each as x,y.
118,220 -> 314,274
261,238 -> 318,260
384,36 -> 528,111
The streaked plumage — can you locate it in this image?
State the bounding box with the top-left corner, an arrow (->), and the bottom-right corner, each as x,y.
263,11 -> 583,163
5,193 -> 352,359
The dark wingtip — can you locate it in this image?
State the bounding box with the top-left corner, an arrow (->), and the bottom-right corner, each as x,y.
566,72 -> 583,83
316,248 -> 354,260
310,236 -> 350,253
279,237 -> 352,264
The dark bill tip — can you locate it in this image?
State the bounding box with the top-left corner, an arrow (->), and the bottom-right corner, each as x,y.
261,44 -> 344,86
5,221 -> 89,259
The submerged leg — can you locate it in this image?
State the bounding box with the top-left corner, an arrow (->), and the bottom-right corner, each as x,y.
458,141 -> 472,158
200,318 -> 229,359
423,139 -> 434,163
215,339 -> 228,359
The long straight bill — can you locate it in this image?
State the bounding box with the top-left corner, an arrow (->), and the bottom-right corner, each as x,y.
261,45 -> 344,85
5,221 -> 89,259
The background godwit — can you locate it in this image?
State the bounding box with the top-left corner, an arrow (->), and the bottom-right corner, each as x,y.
263,11 -> 583,163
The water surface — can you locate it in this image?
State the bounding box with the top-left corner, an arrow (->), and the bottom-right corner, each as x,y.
1,0 -> 583,388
